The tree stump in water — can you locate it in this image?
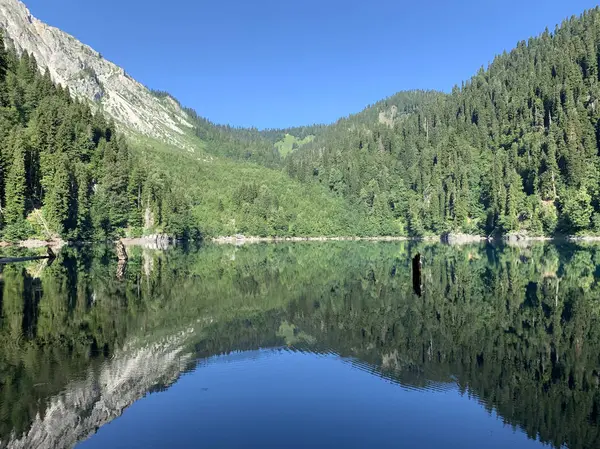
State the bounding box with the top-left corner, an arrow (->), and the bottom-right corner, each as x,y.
46,247 -> 56,259
116,240 -> 128,261
412,253 -> 423,297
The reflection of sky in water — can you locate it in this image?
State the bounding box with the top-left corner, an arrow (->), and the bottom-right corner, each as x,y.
78,349 -> 546,449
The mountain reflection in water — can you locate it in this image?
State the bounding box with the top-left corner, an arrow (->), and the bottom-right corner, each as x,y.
0,242 -> 598,449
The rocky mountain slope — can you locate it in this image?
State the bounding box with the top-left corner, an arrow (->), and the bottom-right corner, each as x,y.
0,0 -> 194,148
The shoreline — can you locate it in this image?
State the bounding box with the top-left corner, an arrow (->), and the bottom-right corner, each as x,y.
120,234 -> 173,249
2,233 -> 600,249
0,238 -> 66,249
211,235 -> 411,244
211,233 -> 600,245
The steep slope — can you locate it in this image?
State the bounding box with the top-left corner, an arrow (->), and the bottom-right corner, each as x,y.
287,8 -> 600,237
0,34 -> 201,241
131,136 -> 366,237
0,0 -> 193,148
0,0 -> 370,240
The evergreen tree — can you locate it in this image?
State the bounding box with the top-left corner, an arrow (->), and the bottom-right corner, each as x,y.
0,39 -> 198,240
4,134 -> 26,224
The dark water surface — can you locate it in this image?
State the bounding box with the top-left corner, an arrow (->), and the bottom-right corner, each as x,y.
0,242 -> 599,448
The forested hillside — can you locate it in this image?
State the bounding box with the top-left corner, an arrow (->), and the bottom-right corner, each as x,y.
5,6 -> 600,240
0,32 -> 199,241
0,32 -> 366,242
130,137 -> 366,238
286,9 -> 600,237
184,107 -> 282,166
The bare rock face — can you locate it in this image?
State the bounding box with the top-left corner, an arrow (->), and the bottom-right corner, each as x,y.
378,105 -> 398,127
0,0 -> 194,148
441,233 -> 486,245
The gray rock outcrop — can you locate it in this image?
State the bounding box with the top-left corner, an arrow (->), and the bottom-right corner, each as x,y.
0,0 -> 194,148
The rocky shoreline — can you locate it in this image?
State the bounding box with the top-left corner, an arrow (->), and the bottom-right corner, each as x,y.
566,235 -> 600,242
212,232 -> 600,246
211,235 -> 411,244
3,233 -> 600,250
0,238 -> 66,249
440,233 -> 487,245
0,234 -> 174,248
120,234 -> 174,250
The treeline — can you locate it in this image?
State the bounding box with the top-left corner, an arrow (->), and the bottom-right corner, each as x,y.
285,91 -> 442,235
184,107 -> 282,166
286,8 -> 600,237
259,124 -> 327,144
0,32 -> 197,241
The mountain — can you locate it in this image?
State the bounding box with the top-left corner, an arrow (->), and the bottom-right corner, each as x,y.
0,0 -> 290,164
4,0 -> 600,239
0,0 -> 372,241
285,8 -> 600,237
0,28 -> 198,242
256,90 -> 442,157
0,40 -> 364,241
0,0 -> 194,148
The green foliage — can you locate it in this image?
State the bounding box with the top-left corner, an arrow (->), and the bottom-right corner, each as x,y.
131,137 -> 367,237
0,37 -> 370,241
2,218 -> 33,241
3,130 -> 26,226
185,108 -> 282,167
10,7 -> 600,239
274,133 -> 314,157
280,9 -> 600,236
560,187 -> 594,232
0,33 -> 196,241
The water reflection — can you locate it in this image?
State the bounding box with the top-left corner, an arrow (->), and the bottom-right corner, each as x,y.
0,242 -> 599,448
79,348 -> 546,449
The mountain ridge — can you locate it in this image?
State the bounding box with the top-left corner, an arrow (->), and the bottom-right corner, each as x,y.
0,0 -> 194,148
4,0 -> 600,238
0,0 -> 437,161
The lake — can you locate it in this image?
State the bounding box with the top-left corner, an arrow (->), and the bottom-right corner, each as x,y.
0,241 -> 598,448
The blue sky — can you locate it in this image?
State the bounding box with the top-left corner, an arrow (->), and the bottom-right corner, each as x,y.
23,0 -> 600,129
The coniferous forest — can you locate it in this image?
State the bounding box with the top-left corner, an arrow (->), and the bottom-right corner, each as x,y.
284,10 -> 600,237
5,8 -> 600,240
0,32 -> 198,242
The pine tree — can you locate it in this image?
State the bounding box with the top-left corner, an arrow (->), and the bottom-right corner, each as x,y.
0,30 -> 8,105
44,156 -> 71,235
4,134 -> 26,224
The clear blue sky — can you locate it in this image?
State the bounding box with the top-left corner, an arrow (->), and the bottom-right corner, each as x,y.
23,0 -> 600,129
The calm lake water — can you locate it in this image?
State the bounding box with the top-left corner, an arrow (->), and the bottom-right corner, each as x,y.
0,241 -> 599,449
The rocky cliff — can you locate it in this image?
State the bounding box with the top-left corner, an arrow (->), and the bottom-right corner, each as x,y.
0,0 -> 194,148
